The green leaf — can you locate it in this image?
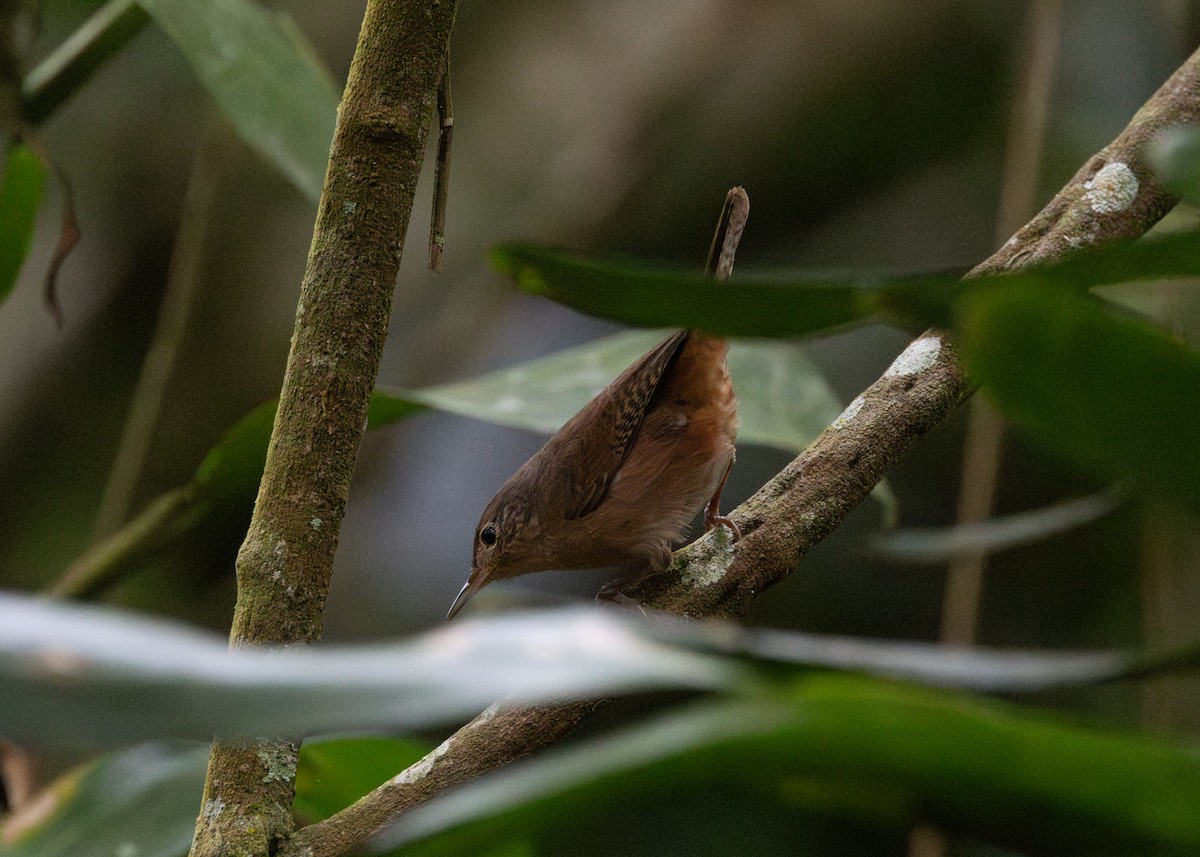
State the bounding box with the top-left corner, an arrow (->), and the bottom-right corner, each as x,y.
396,330 -> 844,453
380,676 -> 1200,857
0,143 -> 46,304
0,743 -> 208,857
190,398 -> 279,504
958,285 -> 1200,512
1094,279 -> 1200,349
295,736 -> 430,824
491,243 -> 891,338
493,235 -> 1200,340
139,0 -> 338,201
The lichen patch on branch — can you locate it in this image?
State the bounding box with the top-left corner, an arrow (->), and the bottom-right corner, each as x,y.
392,736 -> 453,785
258,743 -> 299,785
1082,162 -> 1139,214
884,336 -> 942,377
679,527 -> 735,588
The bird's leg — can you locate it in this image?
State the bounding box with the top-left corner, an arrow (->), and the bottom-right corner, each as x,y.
704,459 -> 741,540
596,546 -> 673,606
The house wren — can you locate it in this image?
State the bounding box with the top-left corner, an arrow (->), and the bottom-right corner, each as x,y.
447,188 -> 749,620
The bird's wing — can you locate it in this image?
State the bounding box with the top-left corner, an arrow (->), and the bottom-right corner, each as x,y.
564,329 -> 690,520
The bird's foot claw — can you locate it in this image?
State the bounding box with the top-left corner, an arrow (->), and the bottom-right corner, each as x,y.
705,513 -> 741,541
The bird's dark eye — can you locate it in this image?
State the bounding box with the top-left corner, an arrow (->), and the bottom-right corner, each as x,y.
479,525 -> 498,547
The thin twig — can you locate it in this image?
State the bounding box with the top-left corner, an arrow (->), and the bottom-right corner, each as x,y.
20,0 -> 150,126
429,60 -> 453,272
91,123 -> 229,540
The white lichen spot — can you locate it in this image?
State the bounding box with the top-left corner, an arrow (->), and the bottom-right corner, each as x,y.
116,844 -> 138,857
310,517 -> 322,530
258,743 -> 298,784
884,337 -> 941,377
393,736 -> 453,785
831,396 -> 865,430
202,797 -> 225,823
679,527 -> 735,588
343,200 -> 357,215
1082,162 -> 1139,214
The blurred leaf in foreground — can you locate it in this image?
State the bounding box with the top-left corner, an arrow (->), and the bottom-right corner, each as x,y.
380,676 -> 1200,857
140,0 -> 338,201
4,593 -> 1194,749
958,285 -> 1200,513
491,243 -> 892,338
0,597 -> 739,747
0,737 -> 430,856
0,743 -> 207,857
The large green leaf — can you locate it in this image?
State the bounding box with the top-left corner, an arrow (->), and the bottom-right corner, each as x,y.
139,0 -> 338,201
0,743 -> 208,857
958,285 -> 1200,512
491,243 -> 892,338
380,676 -> 1200,857
398,330 -> 845,453
493,235 -> 1200,339
0,143 -> 46,305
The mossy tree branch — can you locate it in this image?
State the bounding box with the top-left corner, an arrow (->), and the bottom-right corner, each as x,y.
188,3 -> 456,857
276,43 -> 1200,857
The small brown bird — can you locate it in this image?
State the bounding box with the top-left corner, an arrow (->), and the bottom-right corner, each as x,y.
447,188 -> 748,620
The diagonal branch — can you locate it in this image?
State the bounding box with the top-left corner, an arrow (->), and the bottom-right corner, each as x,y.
278,42 -> 1200,857
189,2 -> 457,856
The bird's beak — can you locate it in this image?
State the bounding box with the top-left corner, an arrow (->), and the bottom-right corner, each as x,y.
446,569 -> 487,621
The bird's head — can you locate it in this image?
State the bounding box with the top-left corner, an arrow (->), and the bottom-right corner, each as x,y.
446,486 -> 546,620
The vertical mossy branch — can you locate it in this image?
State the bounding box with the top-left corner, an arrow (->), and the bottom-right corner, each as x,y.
189,3 -> 457,857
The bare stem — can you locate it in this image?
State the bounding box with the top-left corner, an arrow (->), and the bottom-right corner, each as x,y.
91,123 -> 229,540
